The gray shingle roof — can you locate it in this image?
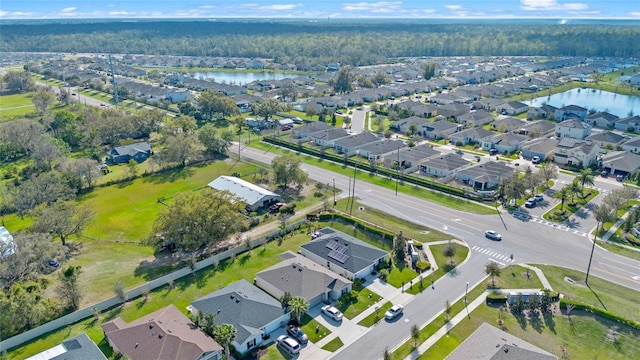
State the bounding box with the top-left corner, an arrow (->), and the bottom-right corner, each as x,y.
421,153 -> 470,171
359,139 -> 405,156
396,144 -> 440,164
190,279 -> 286,346
300,228 -> 388,274
334,132 -> 380,148
26,333 -> 107,360
255,251 -> 352,301
445,323 -> 557,360
586,131 -> 625,144
111,142 -> 151,157
456,161 -> 514,183
521,138 -> 559,153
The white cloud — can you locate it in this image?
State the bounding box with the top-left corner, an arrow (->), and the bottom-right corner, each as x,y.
343,1 -> 402,12
260,4 -> 303,11
520,0 -> 588,11
444,5 -> 462,11
61,7 -> 77,13
630,12 -> 640,17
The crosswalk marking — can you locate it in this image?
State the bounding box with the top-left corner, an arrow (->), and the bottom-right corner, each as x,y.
473,246 -> 514,263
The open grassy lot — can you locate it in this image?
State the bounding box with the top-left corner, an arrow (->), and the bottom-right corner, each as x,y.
0,93 -> 36,120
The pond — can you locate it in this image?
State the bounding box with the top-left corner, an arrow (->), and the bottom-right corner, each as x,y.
527,88 -> 640,118
191,71 -> 298,85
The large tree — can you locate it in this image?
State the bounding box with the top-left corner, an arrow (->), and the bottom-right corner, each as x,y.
31,135 -> 66,172
0,232 -> 64,289
0,281 -> 57,339
538,162 -> 558,186
252,98 -> 285,120
332,66 -> 355,94
1,70 -> 35,92
421,62 -> 437,80
56,265 -> 83,311
159,133 -> 201,167
485,261 -> 501,287
271,154 -> 308,189
32,87 -> 56,113
8,172 -> 76,217
197,90 -> 240,119
30,200 -> 95,246
151,189 -> 245,252
198,123 -> 232,156
577,169 -> 595,194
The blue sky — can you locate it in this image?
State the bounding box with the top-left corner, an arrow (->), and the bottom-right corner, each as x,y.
1,0 -> 639,19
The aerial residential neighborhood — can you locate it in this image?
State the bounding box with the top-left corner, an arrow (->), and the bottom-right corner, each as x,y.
1,4 -> 640,360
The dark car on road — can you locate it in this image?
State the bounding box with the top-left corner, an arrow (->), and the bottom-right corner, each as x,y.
287,325 -> 308,344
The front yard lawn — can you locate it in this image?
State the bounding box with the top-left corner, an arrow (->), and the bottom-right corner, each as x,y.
357,301 -> 392,327
337,285 -> 382,319
300,314 -> 331,344
321,337 -> 344,352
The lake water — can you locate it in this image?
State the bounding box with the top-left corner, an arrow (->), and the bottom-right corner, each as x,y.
191,71 -> 298,85
527,88 -> 640,118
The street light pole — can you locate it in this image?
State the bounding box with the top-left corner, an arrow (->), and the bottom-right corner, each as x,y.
585,222 -> 599,286
465,282 -> 470,318
395,144 -> 400,196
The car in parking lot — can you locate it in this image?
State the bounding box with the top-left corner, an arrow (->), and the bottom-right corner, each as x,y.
524,198 -> 536,208
385,304 -> 404,320
534,194 -> 544,202
277,335 -> 301,355
321,305 -> 343,321
286,325 -> 308,344
485,230 -> 502,241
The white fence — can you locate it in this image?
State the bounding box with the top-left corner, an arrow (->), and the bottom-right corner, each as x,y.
0,220 -> 307,353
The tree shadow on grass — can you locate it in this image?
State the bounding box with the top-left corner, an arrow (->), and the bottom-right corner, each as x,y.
143,166 -> 195,184
543,311 -> 556,334
514,313 -> 528,330
528,311 -> 544,333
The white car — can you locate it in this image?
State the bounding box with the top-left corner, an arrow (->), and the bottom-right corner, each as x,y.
321,305 -> 344,321
485,230 -> 502,241
385,304 -> 404,320
277,335 -> 301,355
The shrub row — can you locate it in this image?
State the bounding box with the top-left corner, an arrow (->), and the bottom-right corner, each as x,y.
486,292 -> 508,305
316,212 -> 396,241
560,298 -> 640,330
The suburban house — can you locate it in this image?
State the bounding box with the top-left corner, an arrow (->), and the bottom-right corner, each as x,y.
309,128 -> 350,147
490,117 -> 526,133
389,116 -> 430,135
475,97 -> 504,111
165,89 -> 194,103
600,151 -> 640,178
614,115 -> 640,132
333,132 -> 380,155
255,251 -> 353,308
101,305 -> 223,360
299,227 -> 388,280
496,101 -> 528,115
455,161 -> 515,190
291,122 -> 333,139
207,176 -> 280,212
383,143 -> 440,173
554,105 -> 588,121
584,111 -> 619,128
25,333 -> 107,360
520,137 -> 559,161
456,109 -> 494,127
419,153 -> 470,177
358,140 -> 405,161
108,142 -> 152,164
585,131 -> 626,150
553,138 -> 599,168
189,280 -> 289,356
621,137 -> 640,154
437,103 -> 470,119
445,323 -> 557,360
0,226 -> 16,258
527,104 -> 558,120
429,93 -> 458,105
518,120 -> 556,136
555,119 -> 592,139
483,133 -> 529,154
449,127 -> 495,146
422,120 -> 460,140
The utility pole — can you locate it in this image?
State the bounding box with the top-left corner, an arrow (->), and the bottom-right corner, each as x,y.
333,178 -> 336,206
395,144 -> 400,196
585,223 -> 599,285
465,282 -> 470,318
349,165 -> 357,216
109,54 -> 119,105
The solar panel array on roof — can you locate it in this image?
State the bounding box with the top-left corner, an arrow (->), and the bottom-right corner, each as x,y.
325,240 -> 340,250
328,250 -> 349,264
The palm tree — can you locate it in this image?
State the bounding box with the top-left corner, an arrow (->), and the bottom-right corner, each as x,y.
485,261 -> 502,287
287,296 -> 309,323
577,169 -> 595,196
553,186 -> 570,212
568,180 -> 582,205
213,323 -> 237,360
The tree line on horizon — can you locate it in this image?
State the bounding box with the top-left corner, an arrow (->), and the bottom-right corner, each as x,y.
1,21 -> 638,66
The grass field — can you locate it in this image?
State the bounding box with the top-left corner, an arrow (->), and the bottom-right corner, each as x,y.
416,264 -> 640,360
0,93 -> 36,119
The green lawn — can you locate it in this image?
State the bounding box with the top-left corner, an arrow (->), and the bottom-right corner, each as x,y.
406,242 -> 469,295
300,314 -> 331,344
543,189 -> 599,222
337,285 -> 382,319
386,265 -> 419,288
321,336 -> 344,352
0,93 -> 36,120
357,301 -> 392,327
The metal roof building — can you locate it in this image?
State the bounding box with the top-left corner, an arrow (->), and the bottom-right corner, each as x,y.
207,176 -> 281,212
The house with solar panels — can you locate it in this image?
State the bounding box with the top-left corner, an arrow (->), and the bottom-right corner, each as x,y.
207,176 -> 281,212
299,228 -> 388,280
